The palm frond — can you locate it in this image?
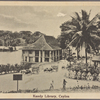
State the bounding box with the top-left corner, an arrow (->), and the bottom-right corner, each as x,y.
75,38 -> 81,50
75,12 -> 81,21
72,36 -> 80,47
97,28 -> 100,33
88,10 -> 91,19
88,25 -> 98,33
90,34 -> 100,41
61,29 -> 76,35
86,14 -> 99,30
78,37 -> 84,49
81,10 -> 88,21
87,38 -> 96,50
72,31 -> 82,39
86,44 -> 93,53
60,10 -> 100,58
67,25 -> 77,30
67,37 -> 77,47
71,16 -> 82,30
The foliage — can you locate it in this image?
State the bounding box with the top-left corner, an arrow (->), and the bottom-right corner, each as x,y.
0,63 -> 32,74
67,62 -> 100,81
0,30 -> 44,46
57,35 -> 66,49
60,10 -> 100,63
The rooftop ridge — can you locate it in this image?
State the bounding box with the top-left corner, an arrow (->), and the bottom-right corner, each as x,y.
22,34 -> 61,50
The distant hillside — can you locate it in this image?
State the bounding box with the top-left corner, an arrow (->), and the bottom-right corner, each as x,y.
0,30 -> 52,46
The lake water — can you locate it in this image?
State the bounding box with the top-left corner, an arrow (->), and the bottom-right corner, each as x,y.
0,47 -> 22,65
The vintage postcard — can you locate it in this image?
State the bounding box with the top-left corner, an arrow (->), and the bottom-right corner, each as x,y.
0,1 -> 100,99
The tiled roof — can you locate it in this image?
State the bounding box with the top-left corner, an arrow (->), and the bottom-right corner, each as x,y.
22,35 -> 61,50
92,56 -> 100,62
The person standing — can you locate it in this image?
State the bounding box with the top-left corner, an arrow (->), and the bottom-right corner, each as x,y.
77,80 -> 79,89
49,80 -> 54,90
63,79 -> 67,90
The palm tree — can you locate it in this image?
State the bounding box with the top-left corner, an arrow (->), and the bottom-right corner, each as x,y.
60,10 -> 100,64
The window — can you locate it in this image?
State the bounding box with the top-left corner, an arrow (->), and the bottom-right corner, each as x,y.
51,57 -> 54,61
41,58 -> 42,62
29,50 -> 33,54
35,57 -> 38,62
60,56 -> 62,60
57,50 -> 58,55
54,57 -> 56,62
23,50 -> 25,54
29,57 -> 33,62
25,56 -> 27,62
57,57 -> 59,61
54,51 -> 55,56
51,51 -> 53,57
60,50 -> 62,55
45,58 -> 49,62
45,51 -> 49,57
35,50 -> 39,56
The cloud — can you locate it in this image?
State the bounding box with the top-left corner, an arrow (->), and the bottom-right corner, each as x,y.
18,10 -> 55,25
57,12 -> 66,17
0,14 -> 37,31
0,14 -> 29,25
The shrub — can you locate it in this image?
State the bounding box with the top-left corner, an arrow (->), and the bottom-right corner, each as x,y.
67,62 -> 100,81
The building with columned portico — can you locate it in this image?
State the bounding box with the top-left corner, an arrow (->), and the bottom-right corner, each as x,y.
21,35 -> 62,63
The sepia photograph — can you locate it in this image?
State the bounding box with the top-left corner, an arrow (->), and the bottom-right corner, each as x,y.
0,1 -> 100,99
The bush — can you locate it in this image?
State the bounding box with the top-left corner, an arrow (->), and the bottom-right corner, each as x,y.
67,63 -> 100,81
0,63 -> 32,75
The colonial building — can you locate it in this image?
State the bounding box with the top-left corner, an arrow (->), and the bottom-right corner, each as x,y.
22,35 -> 62,63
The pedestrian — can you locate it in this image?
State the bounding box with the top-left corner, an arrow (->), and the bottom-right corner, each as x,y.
77,80 -> 79,89
81,85 -> 83,89
68,69 -> 71,78
63,79 -> 67,90
87,83 -> 90,89
49,80 -> 54,90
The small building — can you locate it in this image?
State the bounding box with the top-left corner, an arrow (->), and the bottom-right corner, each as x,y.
22,35 -> 62,63
92,56 -> 100,68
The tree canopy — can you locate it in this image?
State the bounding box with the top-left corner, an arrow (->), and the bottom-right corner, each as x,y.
0,31 -> 44,46
60,10 -> 100,63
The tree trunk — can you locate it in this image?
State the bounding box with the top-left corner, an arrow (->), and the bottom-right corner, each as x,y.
77,48 -> 80,60
77,49 -> 79,60
85,48 -> 87,64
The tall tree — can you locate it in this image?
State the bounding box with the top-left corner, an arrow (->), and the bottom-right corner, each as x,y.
60,10 -> 100,64
57,35 -> 66,49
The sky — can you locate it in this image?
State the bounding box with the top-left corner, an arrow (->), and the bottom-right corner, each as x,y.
0,5 -> 100,38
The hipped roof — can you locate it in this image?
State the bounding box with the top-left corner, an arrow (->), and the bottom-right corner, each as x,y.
22,35 -> 61,50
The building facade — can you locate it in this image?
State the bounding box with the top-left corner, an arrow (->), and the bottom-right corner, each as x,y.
22,35 -> 62,63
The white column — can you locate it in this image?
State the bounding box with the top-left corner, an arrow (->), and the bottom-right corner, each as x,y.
42,51 -> 45,62
27,56 -> 29,62
51,51 -> 53,62
33,51 -> 35,62
49,51 -> 51,62
39,51 -> 41,62
22,52 -> 24,62
23,56 -> 25,61
54,51 -> 55,62
55,50 -> 57,61
53,51 -> 54,61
